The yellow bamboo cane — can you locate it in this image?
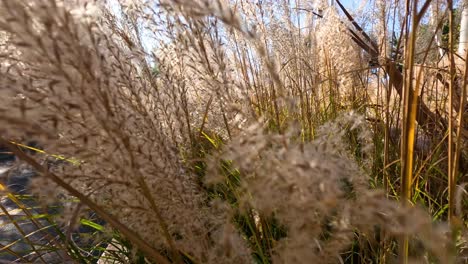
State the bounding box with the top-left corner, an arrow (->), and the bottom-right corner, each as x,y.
399,1 -> 432,263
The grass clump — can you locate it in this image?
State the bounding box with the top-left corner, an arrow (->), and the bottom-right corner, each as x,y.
0,0 -> 467,263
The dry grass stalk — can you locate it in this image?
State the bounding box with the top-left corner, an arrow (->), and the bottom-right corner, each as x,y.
0,0 -> 466,263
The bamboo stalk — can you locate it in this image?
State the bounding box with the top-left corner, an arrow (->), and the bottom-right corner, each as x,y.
448,0 -> 455,225
399,0 -> 432,262
451,46 -> 468,224
399,0 -> 416,259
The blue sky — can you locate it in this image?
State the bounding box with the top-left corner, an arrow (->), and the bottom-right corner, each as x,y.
106,0 -> 367,65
